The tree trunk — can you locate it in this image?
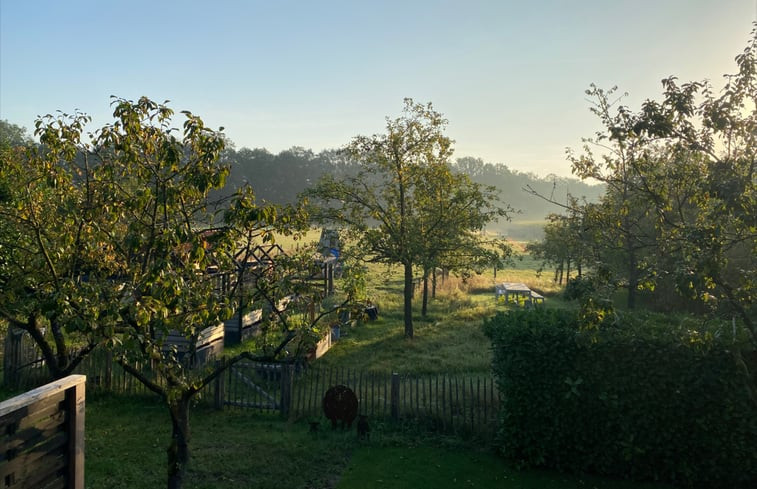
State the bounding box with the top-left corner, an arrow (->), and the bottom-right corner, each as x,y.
403,262 -> 414,339
432,268 -> 437,299
421,268 -> 429,317
167,398 -> 191,489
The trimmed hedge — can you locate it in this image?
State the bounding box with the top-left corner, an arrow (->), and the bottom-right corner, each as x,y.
484,308 -> 757,487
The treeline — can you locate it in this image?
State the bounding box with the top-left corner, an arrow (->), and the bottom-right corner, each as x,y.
1,119 -> 603,239
216,145 -> 603,232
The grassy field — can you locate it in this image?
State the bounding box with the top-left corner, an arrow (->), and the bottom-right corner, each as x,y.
315,254 -> 569,374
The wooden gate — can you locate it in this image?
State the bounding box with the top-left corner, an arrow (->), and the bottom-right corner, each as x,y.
215,361 -> 293,415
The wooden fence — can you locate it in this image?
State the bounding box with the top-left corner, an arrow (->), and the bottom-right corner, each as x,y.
3,339 -> 157,396
3,328 -> 50,389
4,336 -> 501,437
216,363 -> 500,436
0,375 -> 86,489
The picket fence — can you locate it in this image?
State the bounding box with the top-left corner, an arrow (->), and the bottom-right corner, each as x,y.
217,362 -> 500,436
4,342 -> 501,437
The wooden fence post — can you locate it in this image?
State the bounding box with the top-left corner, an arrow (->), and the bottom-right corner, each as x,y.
280,364 -> 293,417
65,377 -> 86,489
390,372 -> 400,420
104,350 -> 113,391
214,361 -> 226,410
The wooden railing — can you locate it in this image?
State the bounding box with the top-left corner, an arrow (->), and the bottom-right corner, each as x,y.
0,375 -> 86,489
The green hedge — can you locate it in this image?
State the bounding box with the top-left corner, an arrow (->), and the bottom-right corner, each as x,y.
484,308 -> 757,487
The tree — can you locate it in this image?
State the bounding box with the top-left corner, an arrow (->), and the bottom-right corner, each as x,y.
413,162 -> 510,315
305,99 -> 504,338
0,120 -> 33,149
95,97 -> 337,489
1,97 -> 336,489
526,209 -> 588,286
568,85 -> 661,309
568,27 -> 756,406
0,111 -> 117,380
571,27 -> 756,331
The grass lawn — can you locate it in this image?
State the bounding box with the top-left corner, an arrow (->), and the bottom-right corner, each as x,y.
336,445 -> 676,489
86,394 -> 677,489
86,394 -> 355,489
315,257 -> 570,374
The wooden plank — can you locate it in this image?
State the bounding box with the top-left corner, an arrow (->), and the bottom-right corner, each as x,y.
0,394 -> 64,434
441,375 -> 446,424
66,375 -> 85,489
0,376 -> 84,418
0,414 -> 65,458
4,452 -> 65,489
476,378 -> 481,431
383,373 -> 388,417
484,378 -> 489,426
461,377 -> 467,430
435,375 -> 439,419
0,431 -> 67,480
415,377 -> 420,416
390,373 -> 400,420
313,368 -> 321,418
358,370 -> 363,414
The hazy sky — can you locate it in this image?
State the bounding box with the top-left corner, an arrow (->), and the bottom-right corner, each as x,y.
1,0 -> 755,177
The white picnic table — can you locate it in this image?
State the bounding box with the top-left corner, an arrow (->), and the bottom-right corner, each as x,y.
495,282 -> 544,305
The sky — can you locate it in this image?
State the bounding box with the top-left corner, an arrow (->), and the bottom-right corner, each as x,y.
1,0 -> 755,178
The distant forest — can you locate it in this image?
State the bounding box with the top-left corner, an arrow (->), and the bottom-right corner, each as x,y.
216,146 -> 604,240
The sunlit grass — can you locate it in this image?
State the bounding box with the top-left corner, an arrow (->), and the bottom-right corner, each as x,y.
317,257 -> 570,374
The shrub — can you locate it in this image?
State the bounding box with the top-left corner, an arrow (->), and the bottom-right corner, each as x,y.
563,276 -> 595,301
484,308 -> 757,487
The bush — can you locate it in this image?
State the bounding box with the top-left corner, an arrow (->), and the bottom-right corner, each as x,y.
484,308 -> 757,487
563,276 -> 595,301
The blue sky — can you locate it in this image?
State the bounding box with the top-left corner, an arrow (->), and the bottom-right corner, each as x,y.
1,0 -> 754,177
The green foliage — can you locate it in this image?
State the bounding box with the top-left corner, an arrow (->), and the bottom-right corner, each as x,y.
568,27 -> 756,331
1,96 -> 326,488
0,120 -> 33,150
305,99 -> 508,338
563,277 -> 595,301
484,309 -> 757,487
526,211 -> 588,286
